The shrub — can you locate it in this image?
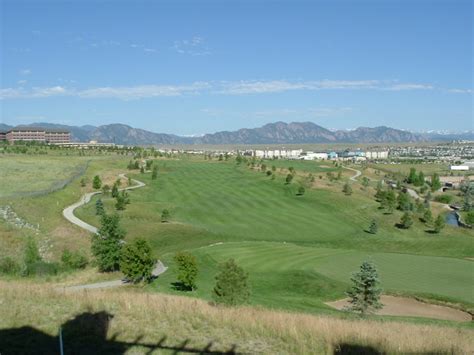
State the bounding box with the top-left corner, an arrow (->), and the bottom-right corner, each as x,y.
434,195 -> 453,204
465,211 -> 474,225
27,261 -> 59,277
161,209 -> 170,223
92,175 -> 102,189
297,186 -> 305,196
61,250 -> 88,270
0,257 -> 20,275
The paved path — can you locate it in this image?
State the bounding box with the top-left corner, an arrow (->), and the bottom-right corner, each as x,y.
343,166 -> 362,181
62,173 -> 167,290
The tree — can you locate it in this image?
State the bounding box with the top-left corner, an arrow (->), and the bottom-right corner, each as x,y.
423,209 -> 433,225
91,214 -> 125,272
362,177 -> 370,190
95,198 -> 105,216
337,170 -> 342,180
266,170 -> 272,176
415,171 -> 425,187
152,165 -> 158,180
346,261 -> 383,315
433,215 -> 445,233
342,182 -> 352,195
111,183 -> 119,198
174,252 -> 198,290
140,166 -> 145,174
285,174 -> 293,184
368,220 -> 378,234
61,249 -> 88,270
120,239 -> 156,283
115,191 -> 129,211
400,212 -> 413,229
375,180 -> 384,200
161,209 -> 170,223
397,191 -> 412,211
102,184 -> 110,196
22,238 -> 43,276
92,175 -> 102,190
297,186 -> 305,196
431,173 -> 441,192
407,167 -> 417,184
212,259 -> 250,306
80,178 -> 87,187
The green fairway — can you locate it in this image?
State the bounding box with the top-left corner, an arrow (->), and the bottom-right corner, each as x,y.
71,157 -> 474,313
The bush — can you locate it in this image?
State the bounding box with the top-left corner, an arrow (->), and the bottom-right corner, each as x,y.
0,257 -> 20,275
61,250 -> 88,270
434,195 -> 453,204
27,261 -> 59,276
161,209 -> 170,223
465,211 -> 474,225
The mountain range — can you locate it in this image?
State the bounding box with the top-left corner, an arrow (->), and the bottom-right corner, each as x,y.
1,121 -> 472,145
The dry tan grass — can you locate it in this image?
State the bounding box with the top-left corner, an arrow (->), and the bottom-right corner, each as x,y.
0,281 -> 472,354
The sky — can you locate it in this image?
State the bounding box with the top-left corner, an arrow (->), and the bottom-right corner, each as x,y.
0,0 -> 472,135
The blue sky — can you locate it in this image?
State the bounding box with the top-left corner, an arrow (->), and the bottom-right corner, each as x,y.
1,0 -> 472,135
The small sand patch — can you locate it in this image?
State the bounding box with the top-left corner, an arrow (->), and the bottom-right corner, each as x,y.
326,295 -> 471,322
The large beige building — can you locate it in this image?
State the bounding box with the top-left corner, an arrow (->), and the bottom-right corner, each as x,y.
0,127 -> 70,144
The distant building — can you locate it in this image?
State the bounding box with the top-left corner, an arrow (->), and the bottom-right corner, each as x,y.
365,151 -> 389,159
450,165 -> 469,171
0,127 -> 70,144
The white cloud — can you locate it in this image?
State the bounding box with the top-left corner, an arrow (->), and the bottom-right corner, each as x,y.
20,69 -> 31,76
17,80 -> 27,85
173,36 -> 211,56
144,48 -> 157,53
386,83 -> 434,91
448,88 -> 473,94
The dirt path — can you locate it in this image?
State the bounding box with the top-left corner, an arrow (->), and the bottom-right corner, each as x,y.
326,295 -> 471,322
343,166 -> 362,181
62,172 -> 167,290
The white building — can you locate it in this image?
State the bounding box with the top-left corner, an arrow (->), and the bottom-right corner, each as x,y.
450,165 -> 469,171
365,151 -> 389,159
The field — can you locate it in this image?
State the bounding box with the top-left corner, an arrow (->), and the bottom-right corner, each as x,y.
0,155 -> 89,198
73,157 -> 474,316
1,151 -> 473,328
1,281 -> 473,354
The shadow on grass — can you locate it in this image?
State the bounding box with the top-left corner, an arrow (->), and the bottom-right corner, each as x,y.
334,343 -> 382,355
171,281 -> 193,292
0,311 -> 238,355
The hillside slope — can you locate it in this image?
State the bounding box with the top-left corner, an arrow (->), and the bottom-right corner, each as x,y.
0,281 -> 472,354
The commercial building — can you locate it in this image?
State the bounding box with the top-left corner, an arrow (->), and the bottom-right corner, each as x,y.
0,127 -> 70,144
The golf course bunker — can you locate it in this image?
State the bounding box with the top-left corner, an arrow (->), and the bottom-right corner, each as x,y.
326,295 -> 472,322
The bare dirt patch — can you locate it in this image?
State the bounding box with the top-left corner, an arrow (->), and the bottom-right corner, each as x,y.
326,295 -> 472,322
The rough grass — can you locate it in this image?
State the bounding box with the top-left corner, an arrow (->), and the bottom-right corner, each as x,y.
0,281 -> 472,354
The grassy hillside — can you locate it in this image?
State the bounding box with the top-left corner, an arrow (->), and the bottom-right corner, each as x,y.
0,281 -> 472,354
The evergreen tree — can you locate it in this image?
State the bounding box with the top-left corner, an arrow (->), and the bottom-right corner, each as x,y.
423,209 -> 433,225
362,176 -> 370,190
120,239 -> 156,283
91,214 -> 125,272
368,220 -> 378,234
400,212 -> 413,229
111,183 -> 119,198
342,182 -> 353,195
174,252 -> 198,290
415,171 -> 425,187
92,175 -> 102,190
407,167 -> 417,184
161,209 -> 170,223
297,186 -> 305,196
102,184 -> 110,196
433,215 -> 446,233
375,180 -> 384,200
397,191 -> 412,211
212,259 -> 250,306
95,198 -> 105,216
346,261 -> 383,315
140,166 -> 145,174
152,165 -> 158,180
431,173 -> 441,192
285,174 -> 293,184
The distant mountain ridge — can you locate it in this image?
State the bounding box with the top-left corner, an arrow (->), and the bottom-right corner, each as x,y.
1,121 -> 472,145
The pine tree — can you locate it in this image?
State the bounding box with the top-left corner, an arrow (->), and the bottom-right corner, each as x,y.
161,209 -> 170,223
95,198 -> 105,216
174,252 -> 198,290
111,183 -> 119,198
346,261 -> 383,315
423,209 -> 433,225
152,165 -> 158,180
407,167 -> 417,184
368,220 -> 378,234
434,215 -> 446,233
431,173 -> 441,192
400,212 -> 413,229
120,239 -> 156,283
375,180 -> 384,200
92,175 -> 102,190
91,214 -> 125,272
297,186 -> 305,196
342,182 -> 353,195
213,259 -> 250,306
285,174 -> 293,184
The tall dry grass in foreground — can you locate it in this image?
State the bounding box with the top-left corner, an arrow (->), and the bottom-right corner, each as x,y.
0,281 -> 472,354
